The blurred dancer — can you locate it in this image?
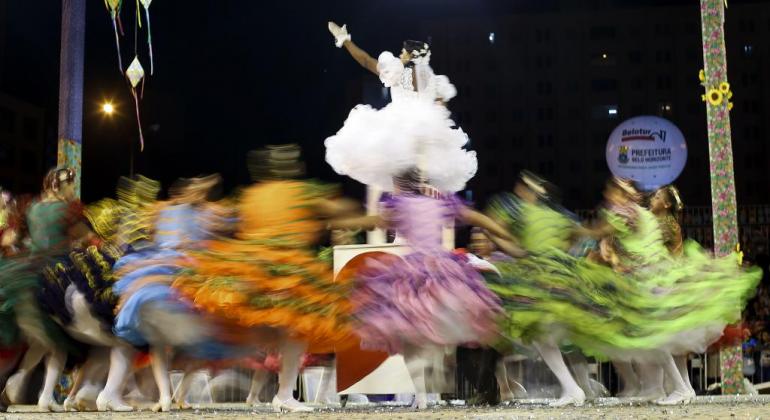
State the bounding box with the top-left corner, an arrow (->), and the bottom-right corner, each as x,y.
0,168 -> 90,412
172,144 -> 361,413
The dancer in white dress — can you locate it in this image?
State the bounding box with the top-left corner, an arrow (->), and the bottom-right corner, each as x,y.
326,22 -> 476,194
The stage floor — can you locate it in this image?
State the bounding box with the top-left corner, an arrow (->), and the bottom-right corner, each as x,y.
5,395 -> 770,419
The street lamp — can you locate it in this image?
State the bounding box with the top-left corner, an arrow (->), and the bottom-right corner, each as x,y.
101,102 -> 115,115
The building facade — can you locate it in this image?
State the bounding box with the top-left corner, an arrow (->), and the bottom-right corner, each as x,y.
418,1 -> 769,210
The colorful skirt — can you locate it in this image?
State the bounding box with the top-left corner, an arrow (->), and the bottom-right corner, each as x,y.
38,245 -> 121,329
0,255 -> 79,352
488,244 -> 761,360
171,239 -> 356,353
351,251 -> 503,354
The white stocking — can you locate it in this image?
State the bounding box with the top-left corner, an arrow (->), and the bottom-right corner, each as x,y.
5,344 -> 46,403
150,346 -> 171,412
246,368 -> 270,404
674,355 -> 694,394
566,352 -> 592,396
495,358 -> 515,401
96,345 -> 134,411
276,339 -> 307,402
38,349 -> 65,411
402,344 -> 428,409
533,341 -> 584,406
656,352 -> 692,405
613,360 -> 639,397
637,362 -> 664,399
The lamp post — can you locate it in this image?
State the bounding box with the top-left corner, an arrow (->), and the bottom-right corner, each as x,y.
57,0 -> 86,198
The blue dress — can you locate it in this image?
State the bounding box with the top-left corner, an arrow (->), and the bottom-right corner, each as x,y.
112,204 -> 240,359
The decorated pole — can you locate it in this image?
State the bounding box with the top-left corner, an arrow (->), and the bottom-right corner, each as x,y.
699,0 -> 743,394
57,0 -> 87,198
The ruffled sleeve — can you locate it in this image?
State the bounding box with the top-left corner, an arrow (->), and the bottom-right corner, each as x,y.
433,75 -> 457,102
376,51 -> 405,88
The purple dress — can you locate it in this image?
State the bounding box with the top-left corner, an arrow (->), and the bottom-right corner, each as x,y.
353,194 -> 503,354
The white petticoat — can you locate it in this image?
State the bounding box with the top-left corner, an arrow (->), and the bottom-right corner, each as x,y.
325,98 -> 477,193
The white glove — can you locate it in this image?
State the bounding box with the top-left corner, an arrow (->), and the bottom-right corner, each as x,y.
328,21 -> 351,48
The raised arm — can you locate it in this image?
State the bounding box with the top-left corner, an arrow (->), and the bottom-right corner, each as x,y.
328,22 -> 379,75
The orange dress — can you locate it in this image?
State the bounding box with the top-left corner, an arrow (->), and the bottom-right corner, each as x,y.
171,180 -> 355,353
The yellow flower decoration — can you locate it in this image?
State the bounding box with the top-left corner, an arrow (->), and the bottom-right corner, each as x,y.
698,69 -> 705,82
736,243 -> 743,266
707,88 -> 723,106
701,94 -> 707,102
728,101 -> 734,111
719,82 -> 730,93
727,91 -> 733,99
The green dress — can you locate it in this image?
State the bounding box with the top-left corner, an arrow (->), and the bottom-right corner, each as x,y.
0,201 -> 81,349
486,194 -> 761,359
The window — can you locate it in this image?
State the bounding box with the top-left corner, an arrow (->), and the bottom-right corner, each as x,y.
537,108 -> 555,121
631,77 -> 644,90
488,32 -> 495,44
591,105 -> 619,119
568,107 -> 581,119
569,160 -> 581,172
536,56 -> 554,69
485,111 -> 498,123
743,45 -> 754,57
536,81 -> 553,95
589,26 -> 616,40
591,79 -> 618,92
511,109 -> 524,122
628,51 -> 642,64
656,75 -> 673,90
591,52 -> 616,66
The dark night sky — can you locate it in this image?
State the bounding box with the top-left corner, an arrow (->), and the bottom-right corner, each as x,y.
0,0 -> 764,201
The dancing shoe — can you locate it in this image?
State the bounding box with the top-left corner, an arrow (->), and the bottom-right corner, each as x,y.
636,387 -> 666,402
410,393 -> 428,410
271,396 -> 313,413
152,396 -> 172,412
37,395 -> 63,412
655,389 -> 693,406
63,396 -> 78,412
0,389 -> 10,412
616,385 -> 640,399
327,22 -> 351,47
95,392 -> 134,412
245,393 -> 261,406
4,372 -> 25,404
549,389 -> 586,408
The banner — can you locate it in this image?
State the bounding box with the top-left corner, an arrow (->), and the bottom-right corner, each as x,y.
606,116 -> 687,191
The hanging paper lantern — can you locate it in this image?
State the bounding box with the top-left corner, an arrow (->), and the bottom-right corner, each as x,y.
104,0 -> 125,72
139,0 -> 154,75
126,56 -> 146,151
